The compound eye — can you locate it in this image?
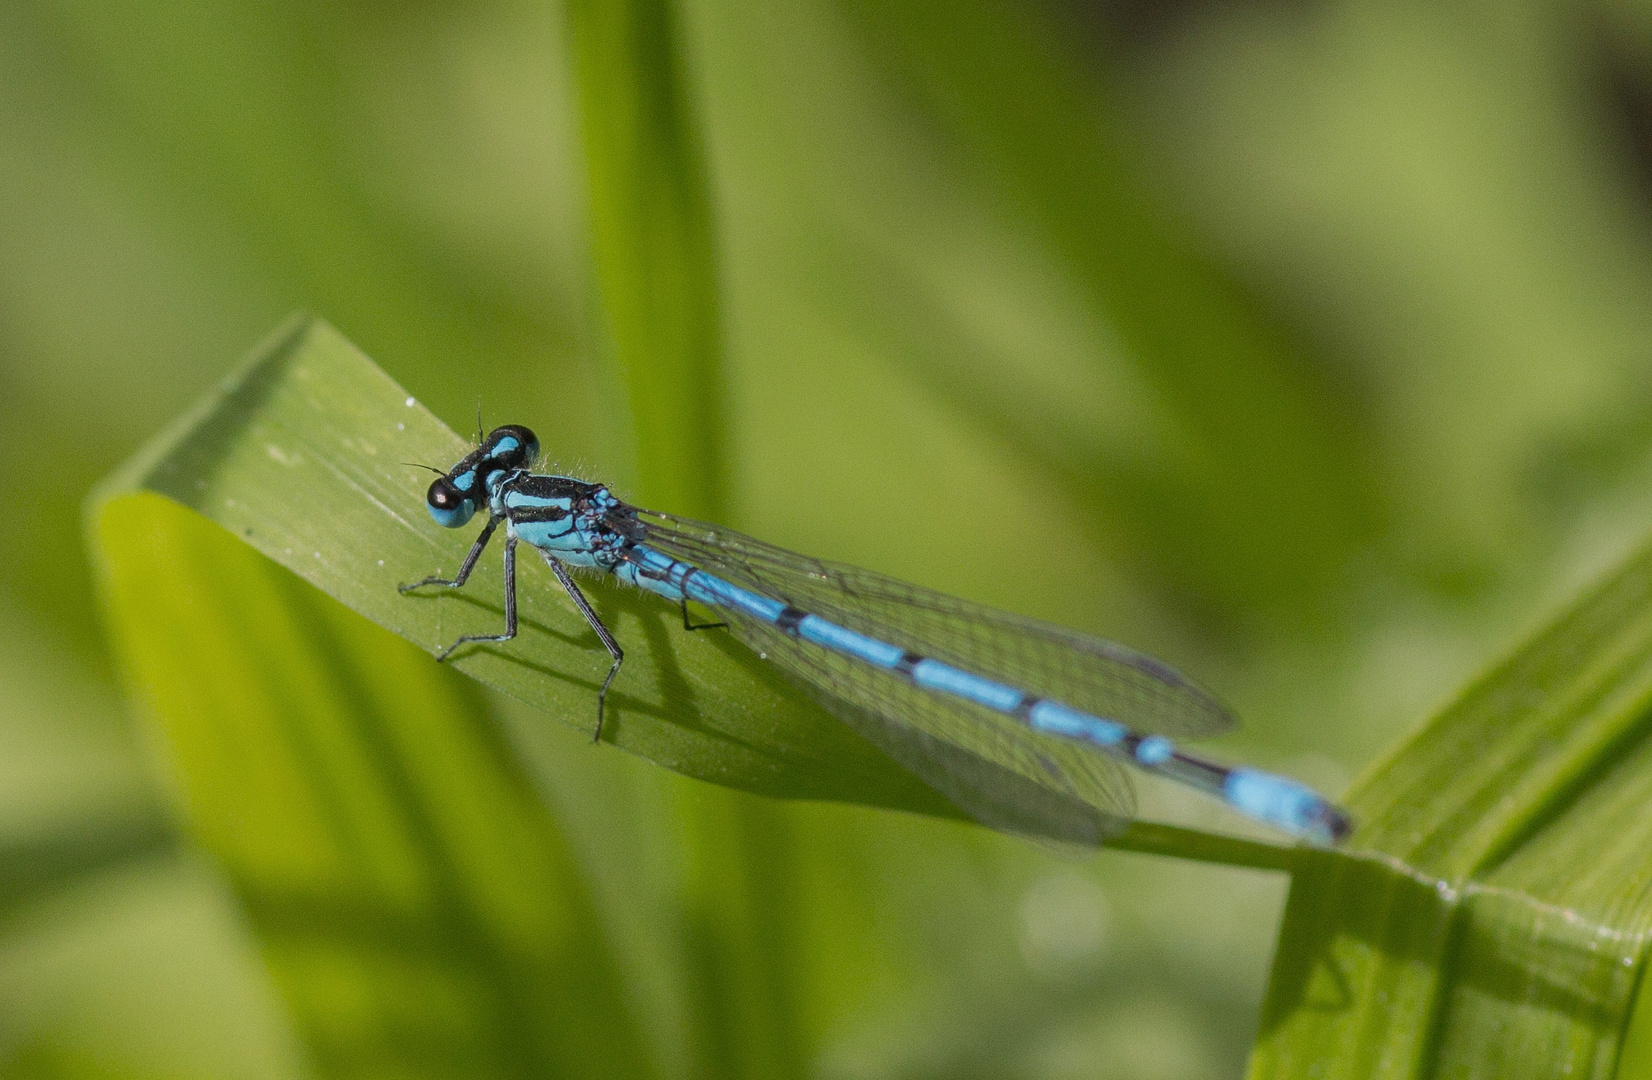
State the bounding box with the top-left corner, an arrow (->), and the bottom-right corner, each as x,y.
427,477 -> 456,509
483,425 -> 539,470
425,477 -> 476,528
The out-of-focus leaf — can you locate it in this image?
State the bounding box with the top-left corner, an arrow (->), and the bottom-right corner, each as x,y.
1252,541 -> 1652,1078
564,3 -> 828,1074
565,0 -> 726,516
0,606 -> 305,1080
1125,0 -> 1652,597
824,0 -> 1377,623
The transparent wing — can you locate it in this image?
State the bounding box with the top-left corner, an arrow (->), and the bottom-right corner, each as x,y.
727,612 -> 1133,843
631,509 -> 1235,842
634,509 -> 1234,736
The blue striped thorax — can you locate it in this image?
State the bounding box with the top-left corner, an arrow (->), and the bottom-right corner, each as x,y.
498,476 -> 628,570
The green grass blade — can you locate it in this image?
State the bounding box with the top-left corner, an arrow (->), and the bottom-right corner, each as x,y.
0,607 -> 301,1079
565,0 -> 725,517
94,488 -> 655,1077
94,316 -> 956,820
564,5 -> 816,1074
1252,544 -> 1652,1078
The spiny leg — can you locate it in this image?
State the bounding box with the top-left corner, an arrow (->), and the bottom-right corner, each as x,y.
399,516 -> 501,592
679,598 -> 727,632
543,553 -> 624,742
433,534 -> 518,661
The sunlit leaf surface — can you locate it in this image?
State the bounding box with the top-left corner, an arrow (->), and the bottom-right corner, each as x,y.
95,316 -> 969,818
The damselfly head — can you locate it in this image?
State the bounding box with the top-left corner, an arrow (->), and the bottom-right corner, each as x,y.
422,425 -> 540,529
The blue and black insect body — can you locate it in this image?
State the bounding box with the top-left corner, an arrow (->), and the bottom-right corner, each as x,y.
402,425 -> 1353,847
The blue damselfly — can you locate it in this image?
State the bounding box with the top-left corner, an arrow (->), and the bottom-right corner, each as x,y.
401,425 -> 1351,846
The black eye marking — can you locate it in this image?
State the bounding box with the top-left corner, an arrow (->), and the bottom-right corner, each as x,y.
428,478 -> 461,508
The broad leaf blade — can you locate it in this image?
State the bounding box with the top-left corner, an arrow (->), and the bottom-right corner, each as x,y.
97,315 -> 954,818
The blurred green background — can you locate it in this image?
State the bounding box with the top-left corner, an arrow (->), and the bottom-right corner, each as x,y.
9,0 -> 1652,1076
